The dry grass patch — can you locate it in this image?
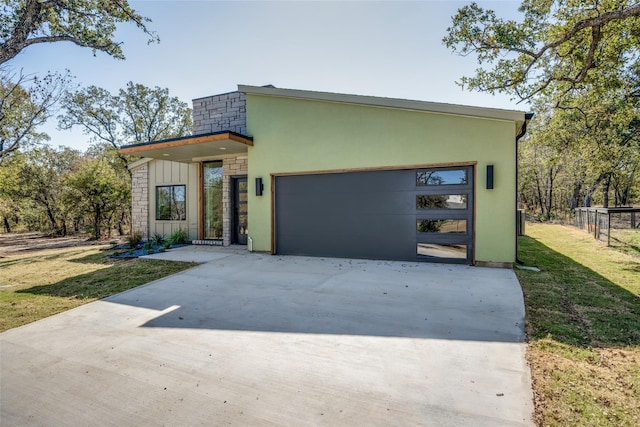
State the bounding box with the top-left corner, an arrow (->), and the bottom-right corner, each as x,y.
516,223 -> 640,426
0,245 -> 196,332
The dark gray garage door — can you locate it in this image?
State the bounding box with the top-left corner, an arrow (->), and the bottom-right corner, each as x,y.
274,166 -> 474,263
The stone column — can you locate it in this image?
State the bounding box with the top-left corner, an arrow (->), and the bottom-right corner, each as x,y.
131,164 -> 149,239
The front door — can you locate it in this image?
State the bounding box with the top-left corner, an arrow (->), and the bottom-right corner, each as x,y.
233,177 -> 248,245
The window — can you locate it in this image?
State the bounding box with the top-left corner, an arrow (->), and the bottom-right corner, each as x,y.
156,185 -> 186,220
416,194 -> 467,209
417,243 -> 467,259
417,219 -> 467,233
416,169 -> 468,186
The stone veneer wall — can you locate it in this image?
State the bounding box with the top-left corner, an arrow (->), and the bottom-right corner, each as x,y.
222,156 -> 248,246
192,91 -> 246,135
131,163 -> 149,239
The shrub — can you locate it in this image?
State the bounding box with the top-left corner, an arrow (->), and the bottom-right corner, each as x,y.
150,232 -> 166,247
168,228 -> 189,245
128,232 -> 143,248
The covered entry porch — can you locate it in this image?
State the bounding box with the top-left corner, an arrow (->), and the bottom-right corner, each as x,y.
121,131 -> 252,246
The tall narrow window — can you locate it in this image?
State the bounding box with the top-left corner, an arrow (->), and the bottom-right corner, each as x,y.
203,161 -> 223,239
156,185 -> 186,220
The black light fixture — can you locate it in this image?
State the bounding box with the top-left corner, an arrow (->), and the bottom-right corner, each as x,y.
486,165 -> 494,189
256,177 -> 264,196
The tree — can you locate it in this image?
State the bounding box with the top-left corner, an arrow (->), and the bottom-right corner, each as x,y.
0,69 -> 70,163
443,1 -> 640,104
0,145 -> 82,235
0,0 -> 158,65
59,82 -> 192,169
518,88 -> 640,216
65,155 -> 130,240
445,1 -> 640,214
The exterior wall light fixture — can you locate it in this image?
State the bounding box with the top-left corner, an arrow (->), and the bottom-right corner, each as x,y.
256,177 -> 264,196
486,165 -> 494,189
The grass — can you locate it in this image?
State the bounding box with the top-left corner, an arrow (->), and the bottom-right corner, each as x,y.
0,245 -> 196,332
516,223 -> 640,426
609,228 -> 640,258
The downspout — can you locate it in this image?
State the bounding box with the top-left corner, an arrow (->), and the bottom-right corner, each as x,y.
515,112 -> 534,265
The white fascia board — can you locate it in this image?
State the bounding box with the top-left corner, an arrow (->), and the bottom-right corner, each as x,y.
128,157 -> 153,171
239,85 -> 526,124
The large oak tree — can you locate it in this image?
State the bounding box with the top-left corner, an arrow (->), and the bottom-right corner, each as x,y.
59,82 -> 192,170
0,0 -> 157,65
443,0 -> 640,104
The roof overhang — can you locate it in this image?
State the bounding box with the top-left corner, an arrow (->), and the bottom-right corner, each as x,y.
120,131 -> 253,163
239,85 -> 528,129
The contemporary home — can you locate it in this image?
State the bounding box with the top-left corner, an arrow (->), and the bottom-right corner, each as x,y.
121,85 -> 529,266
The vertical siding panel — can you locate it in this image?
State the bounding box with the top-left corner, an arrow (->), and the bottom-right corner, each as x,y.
163,160 -> 172,183
180,163 -> 188,183
172,162 -> 180,183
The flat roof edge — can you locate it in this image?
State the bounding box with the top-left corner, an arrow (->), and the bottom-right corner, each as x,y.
120,130 -> 253,150
239,85 -> 526,123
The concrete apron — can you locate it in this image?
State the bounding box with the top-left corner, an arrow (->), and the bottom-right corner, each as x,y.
1,250 -> 534,426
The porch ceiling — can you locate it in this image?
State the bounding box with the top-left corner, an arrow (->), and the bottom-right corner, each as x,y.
120,131 -> 253,163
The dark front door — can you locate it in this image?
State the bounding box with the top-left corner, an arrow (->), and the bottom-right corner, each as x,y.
233,177 -> 248,245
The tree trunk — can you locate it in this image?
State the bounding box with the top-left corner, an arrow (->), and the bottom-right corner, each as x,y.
3,217 -> 10,233
584,173 -> 607,207
545,167 -> 555,221
570,182 -> 582,210
618,164 -> 637,206
118,209 -> 126,236
534,172 -> 544,215
45,205 -> 59,235
93,204 -> 101,240
602,174 -> 611,208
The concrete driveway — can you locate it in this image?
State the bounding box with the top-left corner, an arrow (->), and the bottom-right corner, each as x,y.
1,248 -> 533,426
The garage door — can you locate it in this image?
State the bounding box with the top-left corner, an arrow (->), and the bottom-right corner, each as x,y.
274,166 -> 474,263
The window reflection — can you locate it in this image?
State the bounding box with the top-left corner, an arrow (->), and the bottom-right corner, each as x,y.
417,169 -> 468,186
156,185 -> 186,221
417,243 -> 467,259
417,219 -> 466,233
417,194 -> 467,209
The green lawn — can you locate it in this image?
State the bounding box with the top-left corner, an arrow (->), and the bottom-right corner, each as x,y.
610,228 -> 640,258
516,223 -> 640,426
0,246 -> 196,332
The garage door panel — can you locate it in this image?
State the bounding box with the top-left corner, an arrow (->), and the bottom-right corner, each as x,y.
275,166 -> 474,263
280,194 -> 415,216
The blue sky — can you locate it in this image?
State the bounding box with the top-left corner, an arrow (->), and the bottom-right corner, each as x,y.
9,0 -> 524,150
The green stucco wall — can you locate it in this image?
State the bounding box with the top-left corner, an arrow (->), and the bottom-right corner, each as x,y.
245,94 -> 517,264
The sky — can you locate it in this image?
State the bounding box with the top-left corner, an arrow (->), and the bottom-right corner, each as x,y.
8,0 -> 525,151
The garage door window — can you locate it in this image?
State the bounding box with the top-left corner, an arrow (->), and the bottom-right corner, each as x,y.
417,219 -> 467,233
417,194 -> 467,209
417,169 -> 467,186
417,243 -> 467,259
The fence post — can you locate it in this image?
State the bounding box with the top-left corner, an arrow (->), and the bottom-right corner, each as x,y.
608,211 -> 611,246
